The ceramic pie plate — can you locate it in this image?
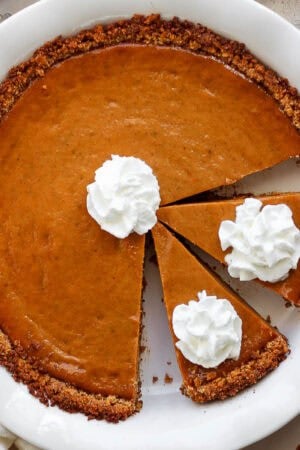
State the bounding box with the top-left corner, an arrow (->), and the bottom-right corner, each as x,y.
0,0 -> 299,449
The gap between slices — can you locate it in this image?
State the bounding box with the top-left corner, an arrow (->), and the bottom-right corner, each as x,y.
158,193 -> 300,306
152,222 -> 289,402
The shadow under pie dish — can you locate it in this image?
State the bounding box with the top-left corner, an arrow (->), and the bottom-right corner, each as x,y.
0,14 -> 299,423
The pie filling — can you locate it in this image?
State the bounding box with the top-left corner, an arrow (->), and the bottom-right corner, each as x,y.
158,193 -> 300,305
152,223 -> 288,401
0,15 -> 298,421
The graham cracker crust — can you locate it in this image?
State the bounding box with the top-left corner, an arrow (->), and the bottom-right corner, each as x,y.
0,329 -> 141,423
0,14 -> 296,420
181,335 -> 289,402
0,14 -> 299,129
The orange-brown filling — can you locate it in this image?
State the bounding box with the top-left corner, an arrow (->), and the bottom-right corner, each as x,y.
0,44 -> 298,399
158,193 -> 300,305
152,223 -> 281,385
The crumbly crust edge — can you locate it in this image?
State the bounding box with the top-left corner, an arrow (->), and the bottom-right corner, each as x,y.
181,335 -> 289,402
0,14 -> 296,420
0,330 -> 141,422
0,14 -> 299,128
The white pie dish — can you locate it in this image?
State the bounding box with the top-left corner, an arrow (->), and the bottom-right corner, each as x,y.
0,0 -> 299,449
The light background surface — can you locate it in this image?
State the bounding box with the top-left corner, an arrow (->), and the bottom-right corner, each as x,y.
0,1 -> 299,449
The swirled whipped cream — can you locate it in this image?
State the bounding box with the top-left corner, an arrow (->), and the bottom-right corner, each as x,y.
172,291 -> 242,368
87,155 -> 161,239
219,198 -> 300,283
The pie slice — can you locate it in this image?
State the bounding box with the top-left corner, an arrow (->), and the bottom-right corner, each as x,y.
152,222 -> 289,402
158,193 -> 300,306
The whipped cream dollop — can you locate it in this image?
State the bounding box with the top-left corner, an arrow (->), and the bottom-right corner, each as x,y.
87,155 -> 161,239
219,198 -> 300,283
172,290 -> 242,368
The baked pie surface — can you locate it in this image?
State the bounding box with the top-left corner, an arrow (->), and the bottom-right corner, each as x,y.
158,193 -> 300,305
152,222 -> 289,402
0,15 -> 298,421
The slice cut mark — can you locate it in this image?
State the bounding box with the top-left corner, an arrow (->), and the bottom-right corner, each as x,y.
152,222 -> 289,402
158,193 -> 300,305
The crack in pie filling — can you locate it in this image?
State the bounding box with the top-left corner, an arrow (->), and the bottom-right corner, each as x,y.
0,15 -> 299,422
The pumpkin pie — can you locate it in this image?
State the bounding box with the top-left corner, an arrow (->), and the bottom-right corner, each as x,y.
158,193 -> 300,305
152,222 -> 289,401
0,15 -> 298,421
